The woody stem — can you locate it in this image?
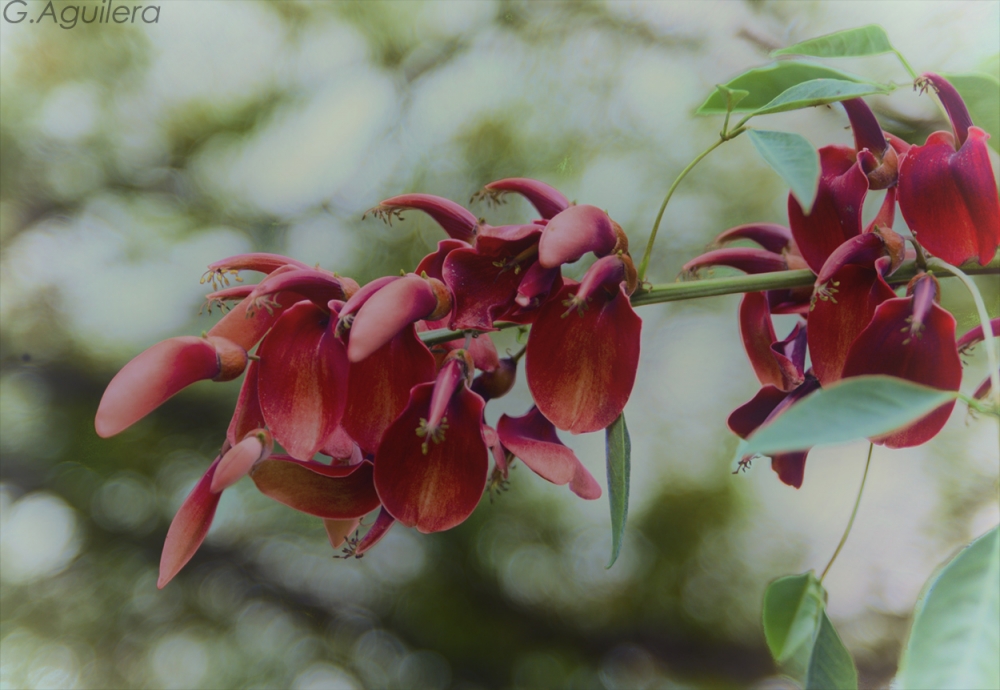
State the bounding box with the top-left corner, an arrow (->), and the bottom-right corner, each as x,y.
417,256 -> 1000,345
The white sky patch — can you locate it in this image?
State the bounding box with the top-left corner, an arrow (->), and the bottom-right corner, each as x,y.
201,71 -> 398,216
0,489 -> 82,585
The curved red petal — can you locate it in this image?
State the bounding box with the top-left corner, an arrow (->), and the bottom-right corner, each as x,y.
788,145 -> 869,273
374,383 -> 488,533
207,252 -> 309,276
415,239 -> 471,281
375,193 -> 478,243
713,223 -> 794,254
343,325 -> 436,455
206,265 -> 302,350
568,462 -> 602,500
248,268 -> 353,309
483,178 -> 571,219
923,73 -> 974,146
212,435 -> 265,493
958,317 -> 1000,351
526,285 -> 642,434
497,407 -> 578,485
347,276 -> 438,362
808,263 -> 896,386
227,360 -> 265,446
739,292 -> 803,391
158,459 -> 221,588
96,336 -> 221,438
727,385 -> 788,439
442,248 -> 525,331
258,302 -> 349,460
841,298 -> 962,448
250,456 -> 380,518
538,205 -> 617,268
681,247 -> 788,276
323,518 -> 361,549
771,452 -> 808,489
355,507 -> 396,556
898,127 -> 1000,266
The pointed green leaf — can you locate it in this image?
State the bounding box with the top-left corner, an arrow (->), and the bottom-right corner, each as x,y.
942,73 -> 1000,153
605,413 -> 631,569
805,611 -> 859,690
763,572 -> 826,681
715,84 -> 750,112
774,25 -> 895,58
742,376 -> 959,457
697,62 -> 872,114
751,79 -> 893,117
898,526 -> 1000,690
746,130 -> 820,213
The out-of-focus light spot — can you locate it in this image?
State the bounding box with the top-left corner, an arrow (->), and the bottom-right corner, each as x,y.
38,82 -> 99,141
416,0 -> 496,37
0,371 -> 51,456
352,629 -> 406,689
396,650 -> 451,690
0,631 -> 82,690
201,72 -> 398,216
149,633 -> 209,690
91,472 -> 158,535
599,644 -> 661,690
0,489 -> 81,584
292,663 -> 362,690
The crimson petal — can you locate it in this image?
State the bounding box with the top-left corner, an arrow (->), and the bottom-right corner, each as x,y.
250,456 -> 381,519
526,285 -> 641,433
158,458 -> 221,588
808,262 -> 896,386
497,406 -> 578,485
96,336 -> 236,438
343,325 -> 436,455
739,292 -> 804,391
374,383 -> 488,533
482,178 -> 570,219
841,295 -> 962,448
788,145 -> 869,273
898,126 -> 999,266
347,275 -> 439,362
258,302 -> 349,460
538,205 -> 617,268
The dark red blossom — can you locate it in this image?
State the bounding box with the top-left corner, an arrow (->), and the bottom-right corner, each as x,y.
898,74 -> 1000,266
840,274 -> 962,448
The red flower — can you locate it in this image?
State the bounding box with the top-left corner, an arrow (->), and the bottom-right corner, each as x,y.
788,98 -> 903,273
840,273 -> 962,448
898,73 -> 1000,267
526,254 -> 641,433
373,351 -> 489,533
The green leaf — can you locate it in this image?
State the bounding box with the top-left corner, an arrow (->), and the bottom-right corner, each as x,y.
751,79 -> 892,117
763,572 -> 826,681
897,526 -> 1000,690
697,62 -> 872,114
715,84 -> 750,113
805,611 -> 859,690
746,130 -> 820,213
774,25 -> 895,58
943,73 -> 1000,153
605,412 -> 631,569
742,376 -> 958,457
762,572 -> 859,688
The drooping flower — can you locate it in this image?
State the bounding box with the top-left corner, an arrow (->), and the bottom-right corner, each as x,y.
526,253 -> 641,433
496,406 -> 601,498
840,273 -> 963,448
787,98 -> 903,273
897,73 -> 1000,267
373,351 -> 489,533
729,291 -> 817,488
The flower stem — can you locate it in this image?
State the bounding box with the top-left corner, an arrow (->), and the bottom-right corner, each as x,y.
821,443 -> 873,583
927,258 -> 1000,408
893,50 -> 919,81
417,256 -> 1000,345
637,129 -> 745,283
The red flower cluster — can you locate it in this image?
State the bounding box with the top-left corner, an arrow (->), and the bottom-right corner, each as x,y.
95,179 -> 641,587
686,74 -> 999,488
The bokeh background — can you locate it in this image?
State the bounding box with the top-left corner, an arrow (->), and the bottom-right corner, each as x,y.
1,1 -> 998,688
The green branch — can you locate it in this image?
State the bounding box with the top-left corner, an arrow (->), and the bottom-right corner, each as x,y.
418,256 -> 1000,345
